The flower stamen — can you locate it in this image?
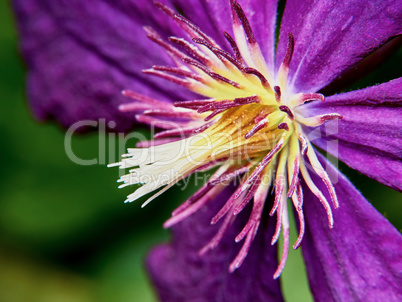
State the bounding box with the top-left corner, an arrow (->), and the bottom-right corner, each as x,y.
290,92 -> 325,107
297,113 -> 343,127
109,0 -> 345,279
279,105 -> 295,119
182,57 -> 242,88
278,33 -> 295,89
223,31 -> 244,63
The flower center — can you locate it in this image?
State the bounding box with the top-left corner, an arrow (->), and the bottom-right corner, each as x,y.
109,1 -> 342,279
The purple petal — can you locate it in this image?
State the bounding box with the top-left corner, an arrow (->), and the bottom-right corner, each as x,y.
171,0 -> 279,70
303,78 -> 402,191
12,0 -> 197,131
301,152 -> 402,301
233,0 -> 279,71
277,0 -> 402,93
147,185 -> 283,302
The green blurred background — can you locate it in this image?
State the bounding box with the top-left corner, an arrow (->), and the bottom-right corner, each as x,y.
0,1 -> 401,301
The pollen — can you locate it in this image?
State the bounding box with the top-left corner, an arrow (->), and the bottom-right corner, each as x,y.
109,0 -> 342,279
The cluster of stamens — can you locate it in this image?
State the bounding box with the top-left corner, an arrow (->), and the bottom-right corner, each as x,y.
109,1 -> 342,278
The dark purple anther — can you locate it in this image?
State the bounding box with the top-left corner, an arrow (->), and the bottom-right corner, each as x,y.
233,1 -> 257,45
152,65 -> 204,82
283,33 -> 295,68
173,13 -> 217,47
122,89 -> 166,106
320,113 -> 343,122
182,58 -> 241,88
278,122 -> 289,131
205,108 -> 225,121
243,67 -> 272,90
299,93 -> 325,104
197,96 -> 259,113
197,100 -> 240,113
154,1 -> 217,48
279,105 -> 294,119
223,31 -> 244,62
169,37 -> 210,65
142,69 -> 191,87
197,103 -> 215,113
274,86 -> 281,101
193,38 -> 244,70
234,95 -> 260,105
153,1 -> 175,17
173,99 -> 215,109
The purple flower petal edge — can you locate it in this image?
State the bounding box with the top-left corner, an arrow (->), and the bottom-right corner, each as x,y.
277,0 -> 402,93
12,0 -> 199,131
304,78 -> 402,191
146,185 -> 283,302
301,152 -> 402,301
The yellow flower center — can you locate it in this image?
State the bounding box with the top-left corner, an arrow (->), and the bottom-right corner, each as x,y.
109,1 -> 342,279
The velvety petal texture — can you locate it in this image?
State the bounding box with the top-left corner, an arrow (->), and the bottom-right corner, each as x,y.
277,0 -> 402,93
302,78 -> 402,191
12,0 -> 202,131
147,186 -> 283,302
301,153 -> 402,301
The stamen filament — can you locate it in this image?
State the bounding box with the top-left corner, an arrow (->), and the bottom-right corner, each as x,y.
305,141 -> 339,208
300,161 -> 334,228
109,1 -> 344,280
297,113 -> 343,127
273,190 -> 290,279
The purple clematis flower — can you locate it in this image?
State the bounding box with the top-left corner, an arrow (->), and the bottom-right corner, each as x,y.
12,0 -> 402,301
